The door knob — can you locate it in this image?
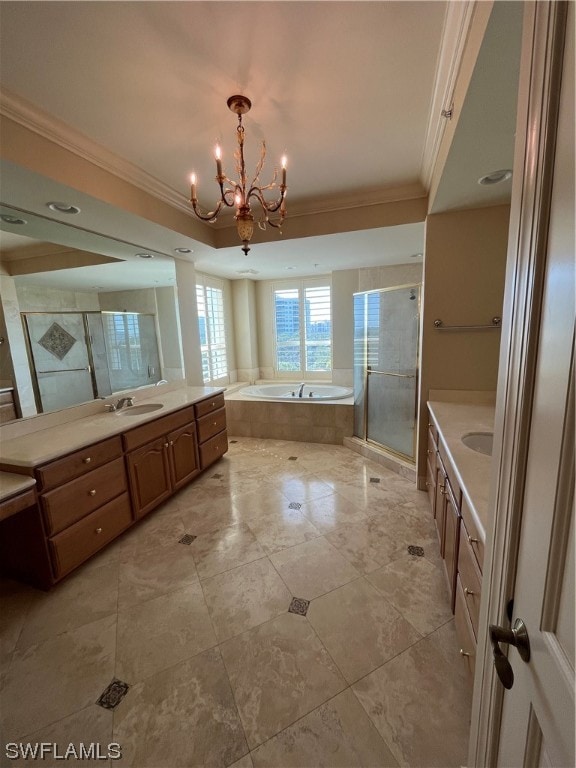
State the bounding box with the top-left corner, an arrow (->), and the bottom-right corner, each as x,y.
489,618 -> 530,689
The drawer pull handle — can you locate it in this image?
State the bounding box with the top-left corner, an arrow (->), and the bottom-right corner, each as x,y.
164,443 -> 169,448
213,421 -> 217,426
425,481 -> 430,487
95,527 -> 103,534
427,449 -> 432,455
468,535 -> 479,544
440,485 -> 446,495
83,457 -> 91,464
169,440 -> 174,446
89,489 -> 97,496
464,587 -> 475,596
459,649 -> 471,657
211,401 -> 216,407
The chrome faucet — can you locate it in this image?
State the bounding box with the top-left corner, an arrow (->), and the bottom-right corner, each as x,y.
156,379 -> 168,386
298,382 -> 305,398
105,396 -> 135,412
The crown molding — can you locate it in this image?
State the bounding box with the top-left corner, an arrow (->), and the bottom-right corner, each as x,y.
0,88 -> 193,215
420,0 -> 476,190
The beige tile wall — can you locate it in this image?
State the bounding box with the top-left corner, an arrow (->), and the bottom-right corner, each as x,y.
226,400 -> 354,445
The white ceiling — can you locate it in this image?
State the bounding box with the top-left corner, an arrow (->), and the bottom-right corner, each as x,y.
0,1 -> 521,289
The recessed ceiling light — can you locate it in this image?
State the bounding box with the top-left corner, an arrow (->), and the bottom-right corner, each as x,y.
47,202 -> 81,214
285,266 -> 295,270
174,247 -> 193,254
478,169 -> 512,186
236,269 -> 259,275
0,214 -> 27,225
136,253 -> 154,259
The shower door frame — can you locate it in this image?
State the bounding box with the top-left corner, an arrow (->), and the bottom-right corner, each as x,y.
356,283 -> 421,463
21,310 -> 101,413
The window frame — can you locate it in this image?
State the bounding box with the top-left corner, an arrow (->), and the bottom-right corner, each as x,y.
270,277 -> 332,380
196,273 -> 230,386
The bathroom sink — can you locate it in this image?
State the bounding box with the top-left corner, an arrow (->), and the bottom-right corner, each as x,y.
117,403 -> 163,416
461,432 -> 493,456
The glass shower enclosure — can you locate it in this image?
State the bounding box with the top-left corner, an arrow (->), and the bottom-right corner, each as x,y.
353,285 -> 420,461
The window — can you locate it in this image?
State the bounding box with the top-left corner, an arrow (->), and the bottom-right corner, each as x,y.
196,276 -> 228,383
103,312 -> 143,372
273,280 -> 331,375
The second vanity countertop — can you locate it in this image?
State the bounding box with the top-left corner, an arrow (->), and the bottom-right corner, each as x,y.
428,399 -> 495,542
0,472 -> 36,503
0,386 -> 224,468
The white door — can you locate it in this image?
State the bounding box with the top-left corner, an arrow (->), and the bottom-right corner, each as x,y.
470,3 -> 575,767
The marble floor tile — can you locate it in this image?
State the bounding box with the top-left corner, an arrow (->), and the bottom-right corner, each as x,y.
220,612 -> 346,749
276,476 -> 335,504
113,648 -> 248,768
366,553 -> 453,635
190,523 -> 266,580
270,537 -> 360,601
251,688 -> 398,768
324,519 -> 407,573
247,509 -> 321,555
16,562 -> 119,651
116,583 -> 216,684
179,495 -> 241,535
231,488 -> 294,523
353,620 -> 472,768
202,557 -> 291,642
2,615 -> 116,739
9,705 -> 114,767
306,578 -> 421,684
119,514 -> 186,562
228,754 -> 254,768
299,491 -> 369,532
117,541 -> 199,610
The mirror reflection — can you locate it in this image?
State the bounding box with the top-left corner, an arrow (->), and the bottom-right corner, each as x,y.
0,207 -> 182,421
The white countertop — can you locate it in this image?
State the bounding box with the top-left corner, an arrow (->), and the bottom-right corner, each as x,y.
428,399 -> 495,540
0,386 -> 224,468
0,472 -> 36,502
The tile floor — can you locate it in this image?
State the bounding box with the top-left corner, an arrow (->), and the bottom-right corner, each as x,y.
0,438 -> 472,767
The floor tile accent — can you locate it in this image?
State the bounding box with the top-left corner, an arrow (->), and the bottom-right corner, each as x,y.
369,477 -> 381,483
178,533 -> 197,545
251,688 -> 398,768
408,544 -> 425,556
96,678 -> 130,710
288,597 -> 310,616
288,501 -> 302,509
220,612 -> 346,749
288,456 -> 298,461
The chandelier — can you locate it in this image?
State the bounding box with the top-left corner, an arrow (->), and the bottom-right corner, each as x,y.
189,95 -> 287,255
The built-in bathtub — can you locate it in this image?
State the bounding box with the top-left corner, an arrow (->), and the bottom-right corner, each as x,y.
224,382 -> 354,444
241,384 -> 352,401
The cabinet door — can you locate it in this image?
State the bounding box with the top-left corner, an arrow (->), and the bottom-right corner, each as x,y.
434,465 -> 447,553
443,484 -> 460,612
168,422 -> 200,491
127,437 -> 171,518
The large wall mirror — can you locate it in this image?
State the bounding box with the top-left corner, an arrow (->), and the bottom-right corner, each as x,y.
0,204 -> 184,422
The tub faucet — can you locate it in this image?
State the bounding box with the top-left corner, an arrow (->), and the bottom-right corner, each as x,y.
298,382 -> 305,398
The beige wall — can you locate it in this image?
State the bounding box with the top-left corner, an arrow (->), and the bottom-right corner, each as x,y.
417,204 -> 510,482
358,263 -> 422,292
175,260 -> 203,386
98,288 -> 157,314
16,283 -> 100,312
155,286 -> 185,382
232,279 -> 259,382
331,269 -> 358,386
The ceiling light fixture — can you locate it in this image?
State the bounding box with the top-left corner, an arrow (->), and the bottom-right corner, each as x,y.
174,247 -> 193,254
189,95 -> 288,256
47,202 -> 81,214
0,214 -> 27,225
478,169 -> 512,186
136,253 -> 154,259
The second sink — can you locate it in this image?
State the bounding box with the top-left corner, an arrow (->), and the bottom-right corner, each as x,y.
461,432 -> 493,456
117,403 -> 163,416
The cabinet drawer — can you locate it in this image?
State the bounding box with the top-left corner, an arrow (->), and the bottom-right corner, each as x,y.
454,576 -> 476,682
197,407 -> 227,443
41,457 -> 127,535
194,392 -> 225,418
199,429 -> 228,469
426,458 -> 436,516
0,391 -> 14,406
0,403 -> 17,424
36,436 -> 123,491
122,406 -> 195,452
427,426 -> 437,470
461,494 -> 485,571
458,519 -> 482,638
49,493 -> 132,579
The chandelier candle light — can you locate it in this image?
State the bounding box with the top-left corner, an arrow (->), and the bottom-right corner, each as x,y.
189,95 -> 287,255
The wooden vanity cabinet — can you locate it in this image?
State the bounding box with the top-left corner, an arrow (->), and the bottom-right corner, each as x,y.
442,481 -> 460,612
426,424 -> 438,515
194,392 -> 228,469
124,406 -> 200,518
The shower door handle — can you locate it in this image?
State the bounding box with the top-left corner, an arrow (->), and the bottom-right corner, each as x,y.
367,369 -> 415,378
37,366 -> 91,374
